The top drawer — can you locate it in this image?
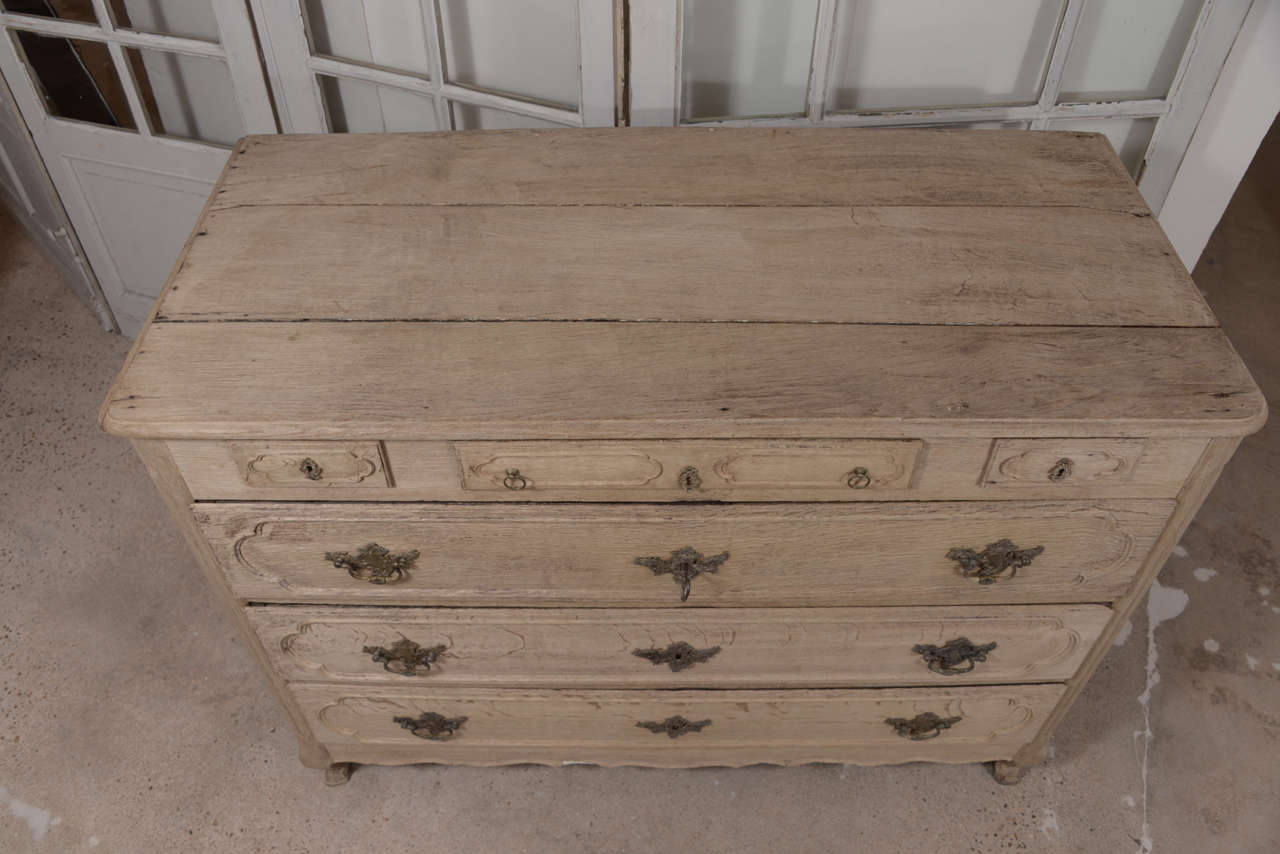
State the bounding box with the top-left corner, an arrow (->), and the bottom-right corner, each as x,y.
169,437 -> 1207,502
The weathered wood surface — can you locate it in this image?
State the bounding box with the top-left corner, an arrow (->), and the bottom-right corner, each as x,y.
198,500 -> 1171,606
250,604 -> 1111,688
292,683 -> 1067,768
211,129 -> 1144,210
160,203 -> 1210,326
102,323 -> 1264,439
169,437 -> 1210,502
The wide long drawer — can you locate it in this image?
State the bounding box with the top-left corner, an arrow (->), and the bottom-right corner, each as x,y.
292,684 -> 1067,768
198,501 -> 1172,606
250,605 -> 1111,688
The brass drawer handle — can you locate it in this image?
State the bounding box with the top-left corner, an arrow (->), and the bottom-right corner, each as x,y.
502,468 -> 529,490
885,712 -> 962,741
393,711 -> 467,741
633,641 -> 722,672
846,466 -> 871,489
946,539 -> 1044,584
637,715 -> 711,738
677,465 -> 702,492
364,639 -> 447,676
913,637 -> 997,675
324,543 -> 420,585
298,457 -> 324,480
1047,457 -> 1074,482
635,546 -> 730,602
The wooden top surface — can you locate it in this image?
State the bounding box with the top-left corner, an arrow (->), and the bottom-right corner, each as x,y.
103,129 -> 1265,439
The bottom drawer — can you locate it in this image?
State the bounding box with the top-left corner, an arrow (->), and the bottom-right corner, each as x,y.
293,684 -> 1066,768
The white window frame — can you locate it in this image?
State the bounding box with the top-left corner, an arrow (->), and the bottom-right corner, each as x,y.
0,0 -> 277,149
629,0 -> 1254,214
250,0 -> 616,132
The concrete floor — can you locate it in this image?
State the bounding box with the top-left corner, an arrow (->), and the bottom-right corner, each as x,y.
1,131 -> 1277,853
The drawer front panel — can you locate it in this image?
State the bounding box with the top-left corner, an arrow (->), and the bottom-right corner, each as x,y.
292,684 -> 1067,768
251,604 -> 1111,688
200,501 -> 1172,606
171,438 -> 1207,502
457,440 -> 922,496
983,439 -> 1148,489
228,441 -> 390,488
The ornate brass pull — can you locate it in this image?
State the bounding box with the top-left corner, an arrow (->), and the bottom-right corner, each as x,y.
633,641 -> 721,672
502,468 -> 529,490
636,715 -> 711,738
946,539 -> 1044,584
298,457 -> 324,480
325,543 -> 420,585
1047,457 -> 1074,482
885,712 -> 962,741
393,711 -> 467,741
677,466 -> 702,492
364,639 -> 447,676
846,466 -> 871,489
913,637 -> 997,675
635,546 -> 730,601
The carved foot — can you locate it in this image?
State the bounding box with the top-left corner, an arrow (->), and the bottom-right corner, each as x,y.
989,760 -> 1028,785
324,762 -> 354,786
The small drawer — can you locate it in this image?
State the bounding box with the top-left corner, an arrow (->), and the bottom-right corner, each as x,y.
249,604 -> 1111,688
982,439 -> 1147,489
292,683 -> 1067,768
228,441 -> 390,488
456,439 -> 922,497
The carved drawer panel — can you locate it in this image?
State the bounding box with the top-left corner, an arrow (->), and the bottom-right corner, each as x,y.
291,683 -> 1067,768
197,500 -> 1172,607
982,439 -> 1151,490
455,439 -> 922,497
250,604 -> 1111,688
228,441 -> 390,488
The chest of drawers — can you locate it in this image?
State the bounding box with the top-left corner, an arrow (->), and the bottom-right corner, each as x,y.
101,128 -> 1265,785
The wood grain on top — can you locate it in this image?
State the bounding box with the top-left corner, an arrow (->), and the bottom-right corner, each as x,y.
212,128 -> 1144,210
102,322 -> 1265,439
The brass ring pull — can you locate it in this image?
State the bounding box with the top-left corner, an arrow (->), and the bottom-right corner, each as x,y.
364,639 -> 447,676
502,467 -> 529,490
634,546 -> 730,601
946,539 -> 1044,584
846,466 -> 871,489
393,711 -> 467,741
885,712 -> 962,741
636,715 -> 711,738
633,641 -> 722,672
912,637 -> 997,675
1047,457 -> 1074,482
298,457 -> 324,480
324,543 -> 419,585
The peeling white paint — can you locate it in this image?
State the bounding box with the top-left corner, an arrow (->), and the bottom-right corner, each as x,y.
88,837 -> 99,848
1258,586 -> 1272,597
1246,654 -> 1259,671
1272,606 -> 1279,615
1040,807 -> 1061,837
0,785 -> 58,843
1123,795 -> 1136,809
1113,620 -> 1134,646
1204,639 -> 1220,652
1172,544 -> 1189,557
1134,580 -> 1189,854
1272,662 -> 1280,671
1192,567 -> 1218,582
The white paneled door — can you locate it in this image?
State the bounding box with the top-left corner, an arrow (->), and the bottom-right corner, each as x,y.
630,0 -> 1252,215
0,0 -> 275,336
251,0 -> 616,133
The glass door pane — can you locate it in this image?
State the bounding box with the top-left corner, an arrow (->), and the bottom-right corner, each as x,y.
680,0 -> 819,121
